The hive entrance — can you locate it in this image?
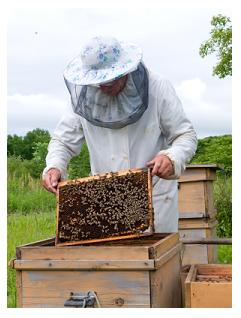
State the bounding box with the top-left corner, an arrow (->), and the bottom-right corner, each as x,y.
56,168 -> 153,246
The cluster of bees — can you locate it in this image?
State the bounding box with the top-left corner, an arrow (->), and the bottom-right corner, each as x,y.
57,170 -> 151,243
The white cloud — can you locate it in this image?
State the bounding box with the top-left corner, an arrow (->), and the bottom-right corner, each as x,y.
7,94 -> 67,136
177,78 -> 207,101
176,78 -> 232,138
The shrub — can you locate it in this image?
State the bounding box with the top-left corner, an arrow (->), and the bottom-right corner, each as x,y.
214,175 -> 232,237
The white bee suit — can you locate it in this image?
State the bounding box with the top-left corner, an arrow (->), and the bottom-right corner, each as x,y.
44,71 -> 197,232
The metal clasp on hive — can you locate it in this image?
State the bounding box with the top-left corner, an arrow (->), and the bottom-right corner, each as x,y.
64,291 -> 98,308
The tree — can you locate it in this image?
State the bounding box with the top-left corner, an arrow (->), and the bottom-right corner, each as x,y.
7,134 -> 24,157
199,14 -> 232,78
7,129 -> 51,160
29,141 -> 50,178
22,129 -> 51,160
191,135 -> 232,175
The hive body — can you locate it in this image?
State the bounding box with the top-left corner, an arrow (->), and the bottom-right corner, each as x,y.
177,164 -> 221,264
56,168 -> 153,245
11,233 -> 182,308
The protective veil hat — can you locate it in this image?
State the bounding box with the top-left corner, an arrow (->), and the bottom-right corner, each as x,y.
63,36 -> 143,86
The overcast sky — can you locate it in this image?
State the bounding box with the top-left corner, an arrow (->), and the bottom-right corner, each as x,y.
7,8 -> 232,138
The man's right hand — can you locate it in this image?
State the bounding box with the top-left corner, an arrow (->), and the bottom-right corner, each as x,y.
42,168 -> 61,195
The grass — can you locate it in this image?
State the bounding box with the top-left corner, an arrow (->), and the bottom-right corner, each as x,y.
8,166 -> 56,214
7,212 -> 56,308
218,245 -> 232,264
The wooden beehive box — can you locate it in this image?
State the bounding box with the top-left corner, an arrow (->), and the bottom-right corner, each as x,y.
10,233 -> 182,308
184,264 -> 232,308
178,218 -> 217,264
56,168 -> 153,246
178,164 -> 221,219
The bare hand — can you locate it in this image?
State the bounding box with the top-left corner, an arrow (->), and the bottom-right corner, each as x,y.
146,154 -> 174,178
42,168 -> 61,195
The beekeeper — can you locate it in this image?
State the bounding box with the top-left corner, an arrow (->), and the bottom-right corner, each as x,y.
42,36 -> 197,232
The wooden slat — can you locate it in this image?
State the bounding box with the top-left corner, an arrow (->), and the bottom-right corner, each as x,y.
179,212 -> 205,219
178,181 -> 216,218
18,234 -> 173,261
184,264 -> 197,308
196,264 -> 232,276
16,270 -> 22,308
150,253 -> 181,307
204,181 -> 216,215
181,244 -> 209,265
205,226 -> 218,263
148,168 -> 154,232
179,168 -> 216,182
12,259 -> 155,271
190,282 -> 232,308
178,181 -> 206,213
58,168 -> 147,186
19,245 -> 150,261
154,243 -> 182,268
21,270 -> 150,308
178,218 -> 217,229
56,233 -> 153,246
148,233 -> 179,259
179,224 -> 217,265
17,237 -> 55,248
180,265 -> 191,307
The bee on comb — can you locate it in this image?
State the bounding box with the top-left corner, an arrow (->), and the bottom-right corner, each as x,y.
55,168 -> 154,246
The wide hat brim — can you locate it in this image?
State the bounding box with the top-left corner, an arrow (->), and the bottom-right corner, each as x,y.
63,42 -> 142,86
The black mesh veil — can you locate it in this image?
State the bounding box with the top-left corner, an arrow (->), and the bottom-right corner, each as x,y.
64,63 -> 149,129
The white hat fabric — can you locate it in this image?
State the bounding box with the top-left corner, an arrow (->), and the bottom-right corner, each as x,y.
63,36 -> 143,85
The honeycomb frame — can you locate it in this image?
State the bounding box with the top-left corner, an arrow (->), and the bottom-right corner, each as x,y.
55,168 -> 154,246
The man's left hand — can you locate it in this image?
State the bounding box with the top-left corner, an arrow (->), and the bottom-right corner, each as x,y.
146,154 -> 174,178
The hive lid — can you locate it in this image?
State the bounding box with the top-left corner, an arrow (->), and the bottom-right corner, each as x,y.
56,168 -> 154,246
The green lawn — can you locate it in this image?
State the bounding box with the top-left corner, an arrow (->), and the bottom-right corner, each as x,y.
217,245 -> 232,264
7,212 -> 56,308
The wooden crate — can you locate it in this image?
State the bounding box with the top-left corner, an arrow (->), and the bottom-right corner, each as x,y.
184,264 -> 232,308
10,233 -> 182,308
56,168 -> 153,246
178,164 -> 221,219
178,218 -> 217,265
180,265 -> 191,307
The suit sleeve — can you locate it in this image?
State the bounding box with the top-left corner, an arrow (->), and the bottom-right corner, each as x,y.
43,106 -> 85,180
157,79 -> 198,179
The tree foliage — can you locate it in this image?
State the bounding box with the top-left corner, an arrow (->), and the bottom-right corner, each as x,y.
7,129 -> 51,160
199,14 -> 232,78
214,177 -> 232,237
191,134 -> 232,175
7,128 -> 91,179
